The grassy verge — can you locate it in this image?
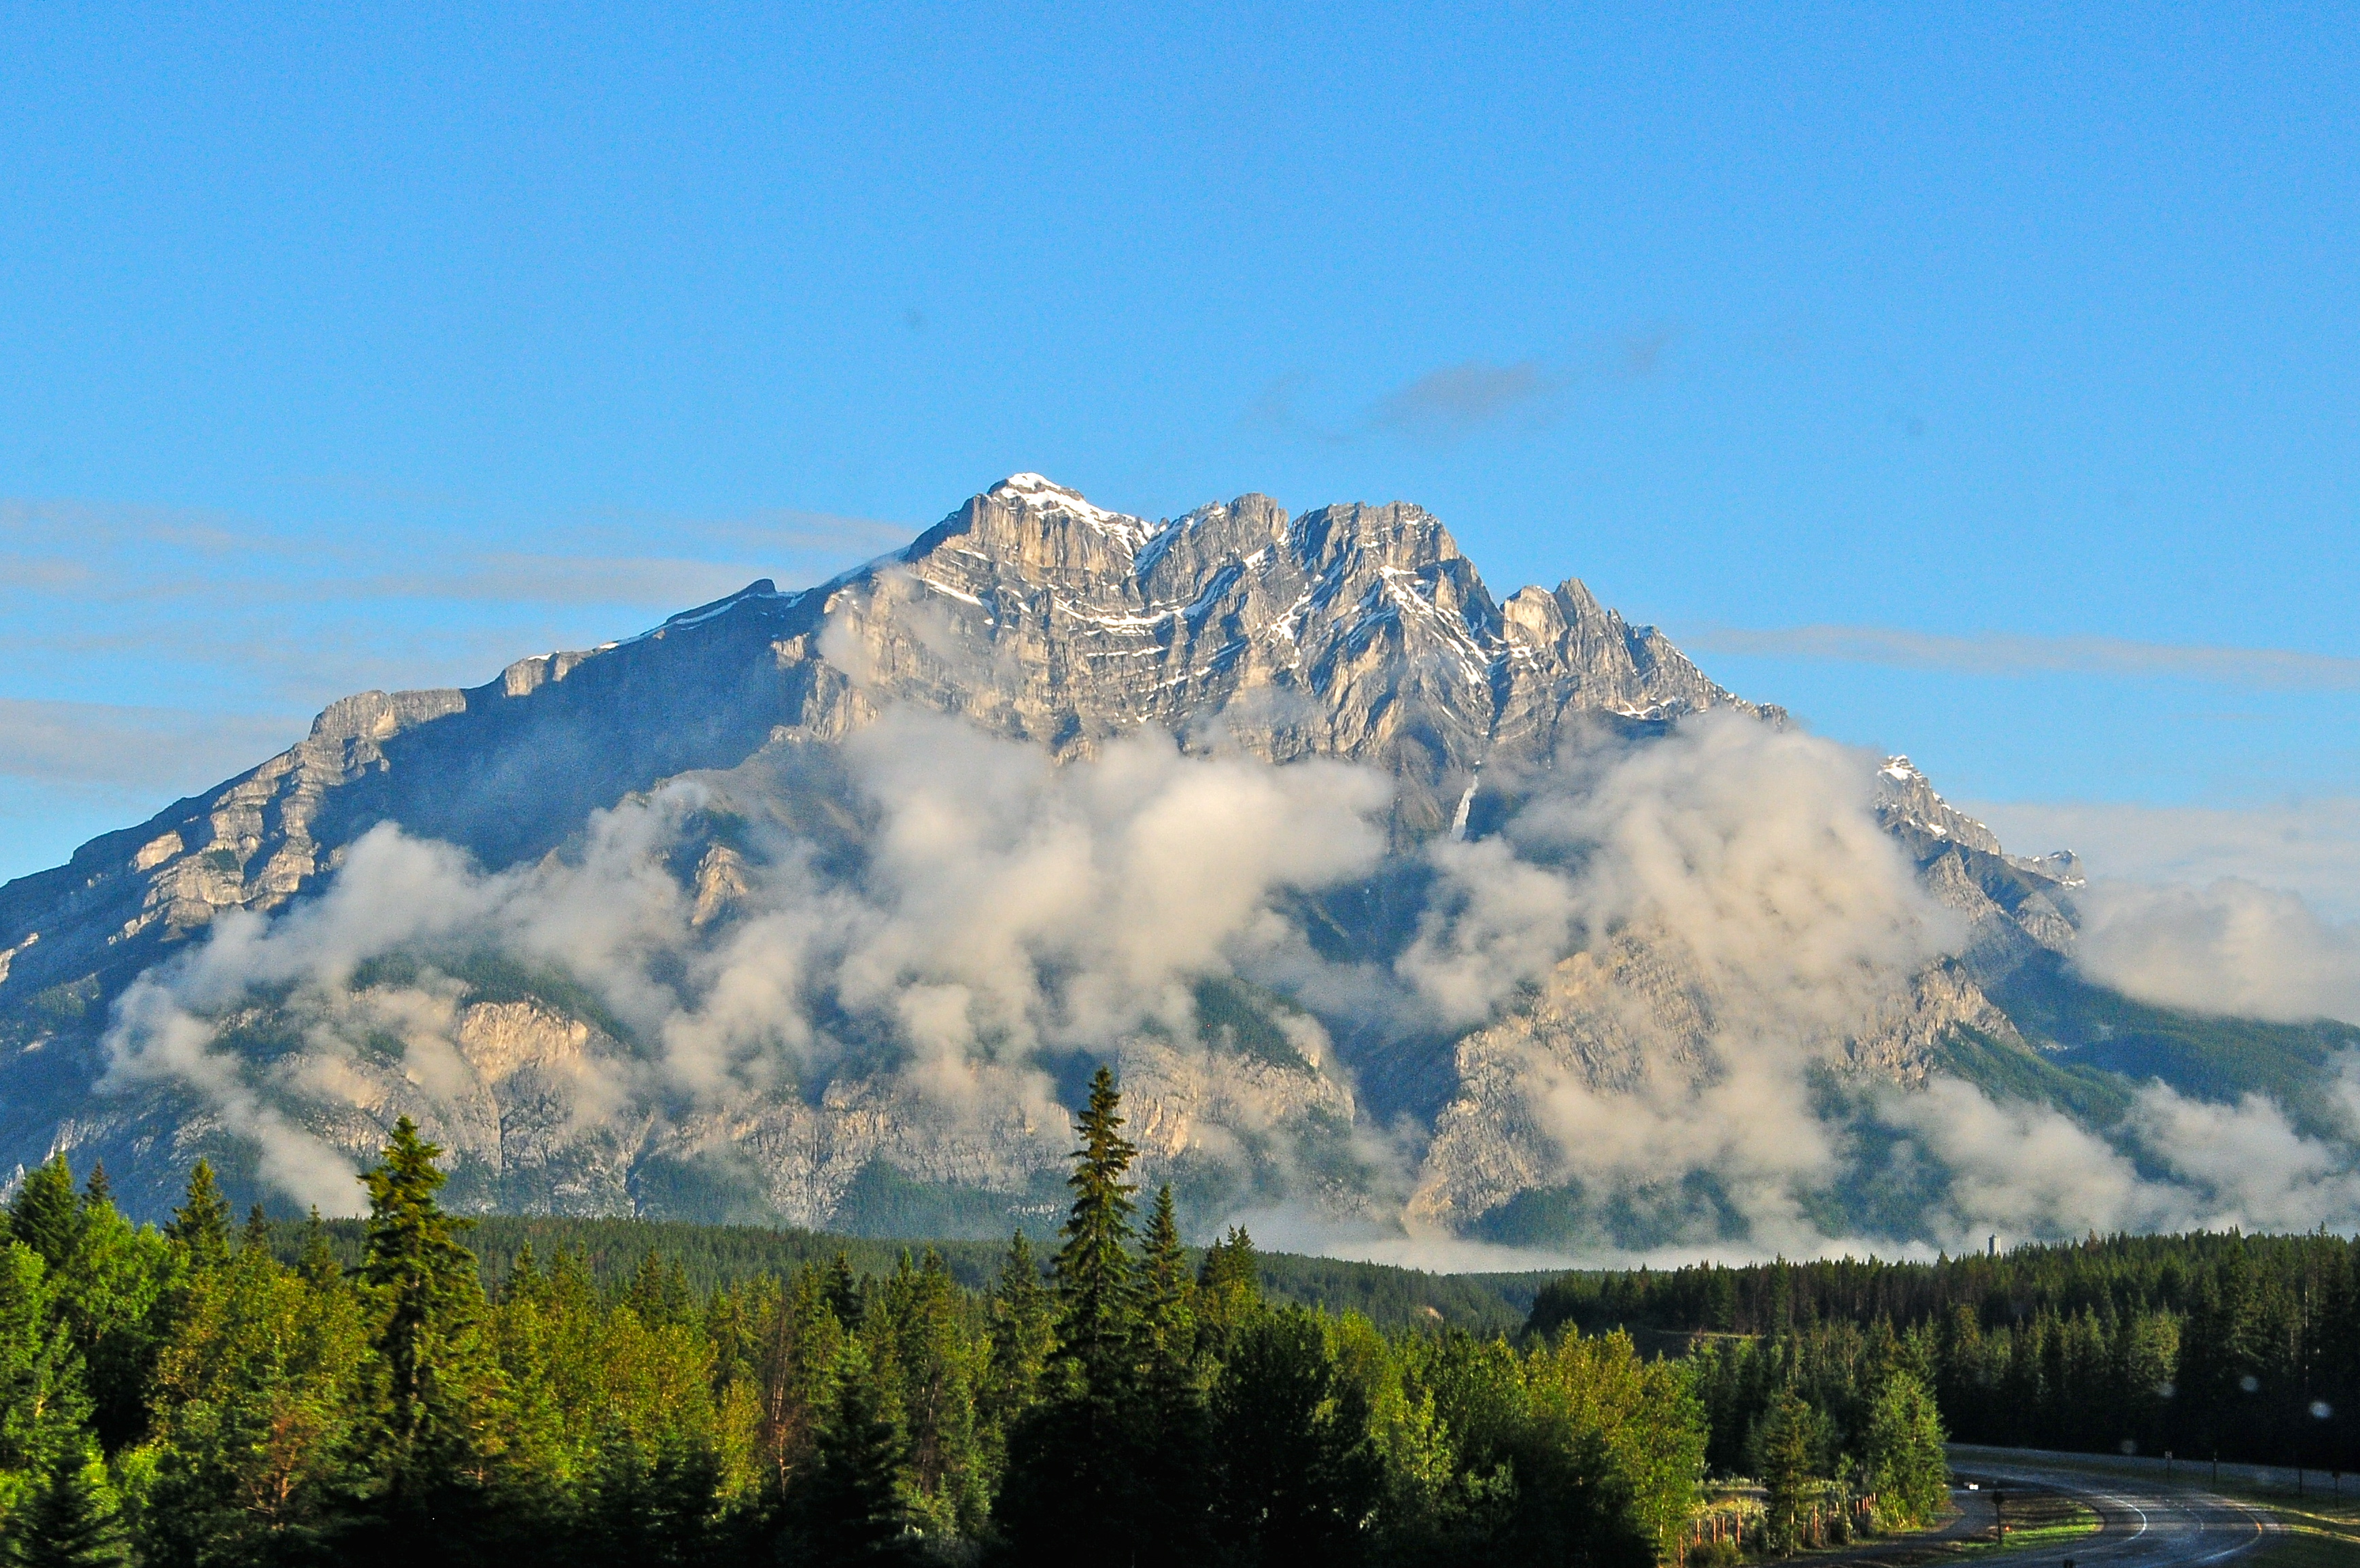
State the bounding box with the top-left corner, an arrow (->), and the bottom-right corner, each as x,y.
1952,1499 -> 2100,1556
2246,1499 -> 2360,1567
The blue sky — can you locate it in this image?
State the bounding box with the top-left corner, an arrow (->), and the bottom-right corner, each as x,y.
1,3 -> 2355,907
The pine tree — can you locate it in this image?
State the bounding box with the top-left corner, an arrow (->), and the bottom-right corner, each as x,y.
1195,1225 -> 1262,1359
0,1245 -> 92,1479
78,1165 -> 109,1216
982,1231 -> 1054,1445
356,1117 -> 496,1495
8,1156 -> 80,1272
997,1068 -> 1210,1565
1051,1065 -> 1139,1385
298,1208 -> 342,1289
241,1203 -> 272,1255
501,1241 -> 544,1306
166,1161 -> 232,1269
825,1251 -> 862,1328
1862,1371 -> 1948,1527
1140,1184 -> 1194,1363
7,1447 -> 129,1568
1755,1388 -> 1822,1552
795,1343 -> 910,1566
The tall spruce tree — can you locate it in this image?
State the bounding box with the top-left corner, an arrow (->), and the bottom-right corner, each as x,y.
795,1343 -> 911,1566
7,1157 -> 80,1273
165,1161 -> 231,1270
1755,1389 -> 1823,1552
7,1447 -> 129,1568
298,1208 -> 342,1289
1140,1184 -> 1194,1363
996,1068 -> 1214,1566
1050,1066 -> 1139,1385
982,1231 -> 1053,1446
825,1252 -> 862,1329
354,1115 -> 502,1531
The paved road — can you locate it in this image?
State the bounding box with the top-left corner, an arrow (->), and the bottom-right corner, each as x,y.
1946,1456 -> 2276,1568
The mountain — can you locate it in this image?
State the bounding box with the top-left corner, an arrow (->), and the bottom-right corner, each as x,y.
3,475 -> 2353,1250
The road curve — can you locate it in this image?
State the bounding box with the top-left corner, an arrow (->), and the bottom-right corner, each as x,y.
1946,1456 -> 2276,1568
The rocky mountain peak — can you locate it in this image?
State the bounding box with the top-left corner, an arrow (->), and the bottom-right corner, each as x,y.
0,473 -> 1773,1052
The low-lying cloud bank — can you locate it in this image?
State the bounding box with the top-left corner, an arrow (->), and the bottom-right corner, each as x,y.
99,708 -> 2360,1258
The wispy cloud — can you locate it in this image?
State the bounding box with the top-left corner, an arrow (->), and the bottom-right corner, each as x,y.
1972,796 -> 2360,923
1245,327 -> 1677,449
1371,360 -> 1556,441
0,698 -> 305,791
360,554 -> 777,607
1690,624 -> 2360,691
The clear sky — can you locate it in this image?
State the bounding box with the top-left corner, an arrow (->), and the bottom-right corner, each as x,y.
2,4 -> 2354,910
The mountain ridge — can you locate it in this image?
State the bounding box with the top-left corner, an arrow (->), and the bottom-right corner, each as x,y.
3,474 -> 2346,1255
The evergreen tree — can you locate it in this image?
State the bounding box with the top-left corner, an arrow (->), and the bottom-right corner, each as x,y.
76,1168 -> 107,1216
825,1252 -> 862,1329
1050,1066 -> 1139,1385
794,1344 -> 910,1565
1754,1389 -> 1824,1552
1195,1225 -> 1262,1359
6,1447 -> 128,1568
298,1208 -> 342,1289
352,1115 -> 505,1544
501,1242 -> 543,1307
981,1232 -> 1053,1443
7,1158 -> 80,1274
1140,1184 -> 1194,1365
165,1162 -> 231,1270
1861,1371 -> 1948,1527
995,1069 -> 1211,1565
880,1250 -> 987,1536
240,1204 -> 272,1256
0,1244 -> 90,1480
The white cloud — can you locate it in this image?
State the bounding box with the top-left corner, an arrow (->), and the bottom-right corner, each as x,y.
1688,624 -> 2360,691
1973,796 -> 2360,923
88,703 -> 2360,1254
99,711 -> 1395,1211
2070,877 -> 2360,1025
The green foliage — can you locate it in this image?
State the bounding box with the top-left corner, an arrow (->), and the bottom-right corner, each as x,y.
163,1163 -> 230,1272
795,1343 -> 910,1565
72,1112 -> 2356,1564
1533,1228 -> 2360,1473
0,1244 -> 88,1510
7,1161 -> 80,1276
1860,1371 -> 1947,1527
1050,1065 -> 1140,1386
1752,1389 -> 1824,1552
358,1116 -> 497,1474
133,1239 -> 368,1563
4,1446 -> 128,1568
1209,1305 -> 1378,1567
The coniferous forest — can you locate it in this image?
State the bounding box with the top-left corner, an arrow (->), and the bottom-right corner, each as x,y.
43,1063 -> 2351,1565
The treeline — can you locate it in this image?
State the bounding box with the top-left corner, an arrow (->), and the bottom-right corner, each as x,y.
262,1214 -> 1534,1336
0,1069 -> 1956,1567
1529,1231 -> 2360,1471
